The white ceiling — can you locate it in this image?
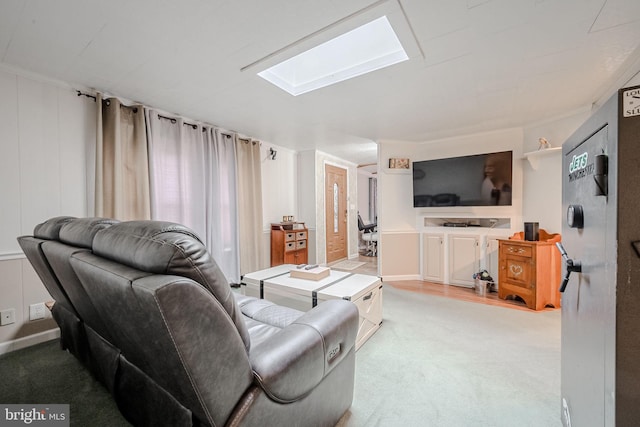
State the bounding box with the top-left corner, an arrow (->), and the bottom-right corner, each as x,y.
2,0 -> 640,166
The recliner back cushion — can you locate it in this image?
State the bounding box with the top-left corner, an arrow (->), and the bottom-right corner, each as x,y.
33,216 -> 76,240
91,220 -> 251,351
38,218 -> 121,342
59,217 -> 119,248
42,241 -> 115,342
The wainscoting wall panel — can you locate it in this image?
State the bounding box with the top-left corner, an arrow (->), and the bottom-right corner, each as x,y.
379,231 -> 421,281
0,66 -> 96,351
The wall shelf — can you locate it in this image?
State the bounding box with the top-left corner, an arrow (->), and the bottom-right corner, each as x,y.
522,147 -> 561,169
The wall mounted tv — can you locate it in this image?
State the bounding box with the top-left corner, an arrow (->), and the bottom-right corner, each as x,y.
412,150 -> 513,207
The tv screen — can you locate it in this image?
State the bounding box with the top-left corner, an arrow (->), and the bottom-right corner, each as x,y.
412,150 -> 513,207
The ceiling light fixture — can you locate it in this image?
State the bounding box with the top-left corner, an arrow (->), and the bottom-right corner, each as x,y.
257,15 -> 409,96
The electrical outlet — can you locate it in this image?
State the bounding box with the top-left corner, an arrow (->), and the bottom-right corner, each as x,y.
1,308 -> 16,326
29,303 -> 46,321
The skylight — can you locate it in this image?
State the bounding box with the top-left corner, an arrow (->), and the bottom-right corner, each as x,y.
258,16 -> 409,96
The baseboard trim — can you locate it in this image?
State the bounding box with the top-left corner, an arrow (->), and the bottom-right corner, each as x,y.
0,328 -> 60,355
381,274 -> 421,282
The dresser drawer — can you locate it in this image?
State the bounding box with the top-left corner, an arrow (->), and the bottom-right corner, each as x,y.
503,244 -> 532,257
296,240 -> 307,249
285,241 -> 296,252
296,231 -> 307,240
285,232 -> 296,242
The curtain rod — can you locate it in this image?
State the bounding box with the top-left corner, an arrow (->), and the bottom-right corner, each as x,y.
102,98 -> 138,113
157,113 -> 202,130
79,91 -> 140,112
157,113 -> 236,136
76,90 -> 96,101
78,90 -> 250,140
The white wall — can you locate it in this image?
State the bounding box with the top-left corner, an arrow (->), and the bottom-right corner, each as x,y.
259,142 -> 298,268
297,150 -> 317,227
297,150 -> 317,263
522,109 -> 591,234
260,142 -> 298,225
357,169 -> 374,224
0,67 -> 96,352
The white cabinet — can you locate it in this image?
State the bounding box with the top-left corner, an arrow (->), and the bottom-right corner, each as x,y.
483,236 -> 501,290
448,234 -> 480,287
421,230 -> 507,287
422,233 -> 444,282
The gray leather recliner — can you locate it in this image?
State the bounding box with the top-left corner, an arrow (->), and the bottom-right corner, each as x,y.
18,217 -> 358,427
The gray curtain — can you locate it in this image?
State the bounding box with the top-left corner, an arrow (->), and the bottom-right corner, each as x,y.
236,138 -> 263,275
146,109 -> 241,283
95,94 -> 150,220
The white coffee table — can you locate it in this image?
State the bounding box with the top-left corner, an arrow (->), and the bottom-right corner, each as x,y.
240,264 -> 296,298
262,270 -> 383,349
263,270 -> 352,312
317,274 -> 383,350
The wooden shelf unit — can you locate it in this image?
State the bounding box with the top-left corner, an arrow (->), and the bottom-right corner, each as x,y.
270,222 -> 308,267
498,229 -> 561,310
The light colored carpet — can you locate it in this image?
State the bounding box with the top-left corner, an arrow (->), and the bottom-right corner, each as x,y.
331,260 -> 366,271
338,285 -> 561,427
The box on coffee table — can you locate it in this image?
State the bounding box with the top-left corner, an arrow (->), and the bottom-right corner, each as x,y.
317,274 -> 383,350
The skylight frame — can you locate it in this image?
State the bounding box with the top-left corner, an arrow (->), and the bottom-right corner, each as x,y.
257,16 -> 409,96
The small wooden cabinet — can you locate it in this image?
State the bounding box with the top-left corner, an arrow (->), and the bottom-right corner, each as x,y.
270,222 -> 308,266
498,229 -> 561,310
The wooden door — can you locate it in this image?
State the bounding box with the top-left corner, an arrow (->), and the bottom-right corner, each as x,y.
325,164 -> 348,263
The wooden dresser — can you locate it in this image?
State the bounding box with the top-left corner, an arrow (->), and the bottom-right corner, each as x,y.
270,222 -> 308,267
498,229 -> 561,310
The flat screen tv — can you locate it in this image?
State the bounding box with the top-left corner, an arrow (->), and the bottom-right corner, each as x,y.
412,150 -> 513,207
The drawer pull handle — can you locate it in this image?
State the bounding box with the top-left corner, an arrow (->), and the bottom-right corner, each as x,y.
363,292 -> 373,301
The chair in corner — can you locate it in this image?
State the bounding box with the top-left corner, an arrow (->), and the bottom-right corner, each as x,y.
357,214 -> 378,257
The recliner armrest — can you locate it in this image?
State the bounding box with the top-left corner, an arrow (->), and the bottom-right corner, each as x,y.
249,299 -> 358,403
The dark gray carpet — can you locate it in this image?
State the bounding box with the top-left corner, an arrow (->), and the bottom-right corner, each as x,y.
0,339 -> 130,426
